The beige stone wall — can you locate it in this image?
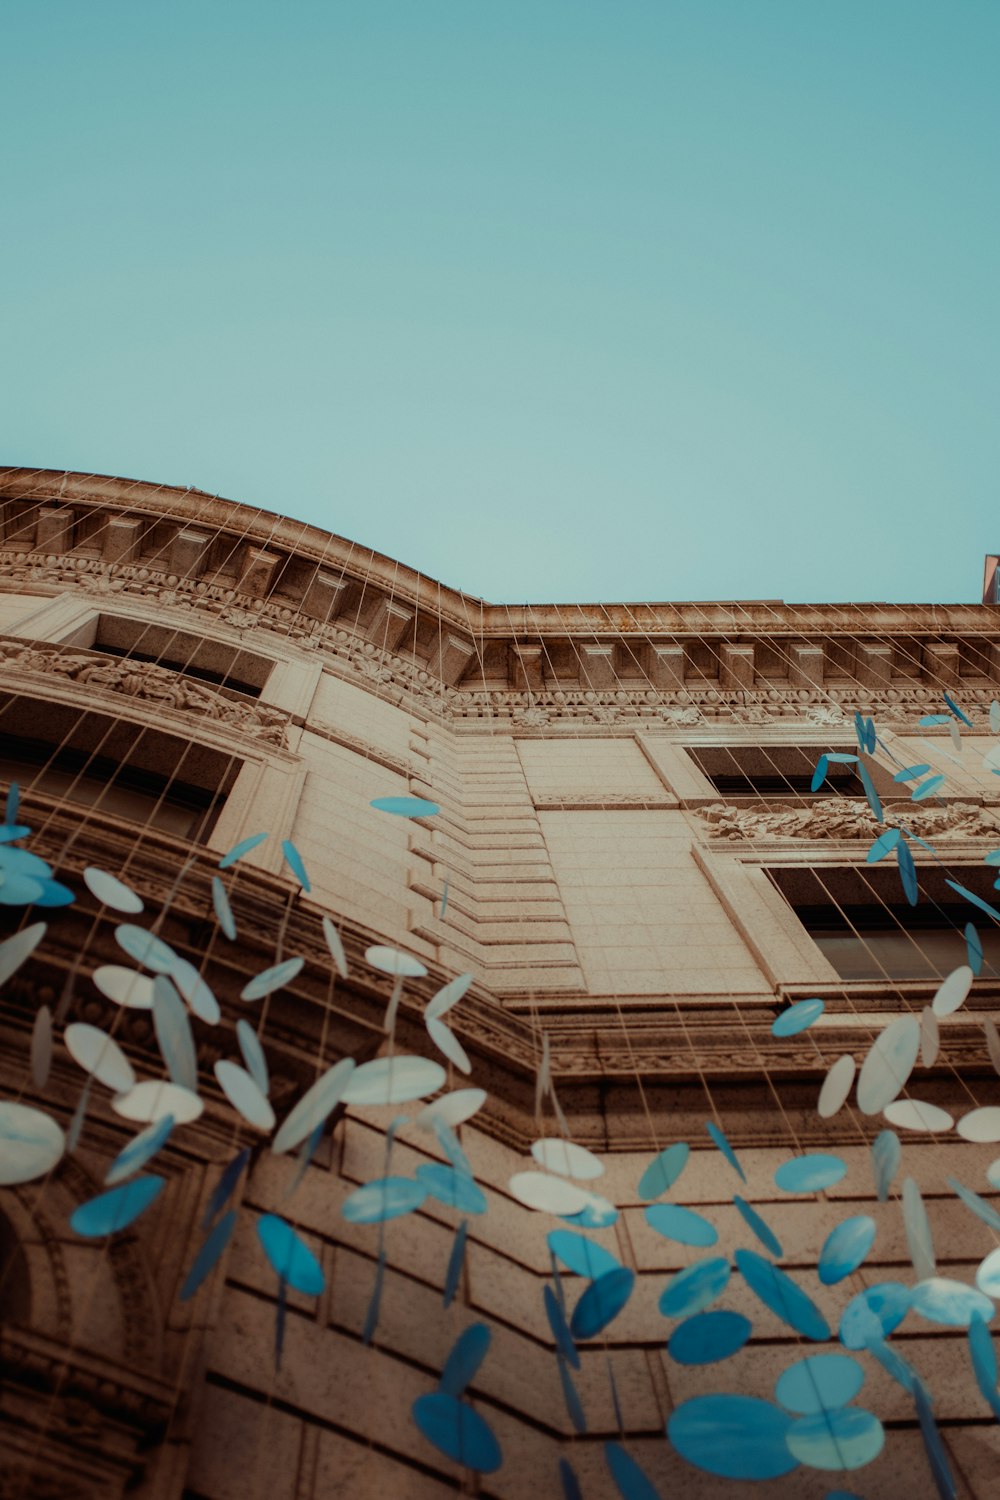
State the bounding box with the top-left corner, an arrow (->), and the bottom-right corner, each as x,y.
1,477 -> 999,1498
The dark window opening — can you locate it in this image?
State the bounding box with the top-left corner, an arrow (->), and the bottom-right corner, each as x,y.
0,697 -> 240,841
769,864 -> 1000,981
690,745 -> 869,800
56,616 -> 272,700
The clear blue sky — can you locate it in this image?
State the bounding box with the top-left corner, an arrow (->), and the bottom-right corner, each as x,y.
2,2 -> 997,604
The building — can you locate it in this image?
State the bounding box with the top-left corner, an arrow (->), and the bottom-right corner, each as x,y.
0,466 -> 998,1498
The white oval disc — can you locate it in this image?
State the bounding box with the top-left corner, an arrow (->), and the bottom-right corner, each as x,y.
83,867 -> 144,914
272,1056 -> 356,1154
426,1016 -> 471,1074
415,1088 -> 487,1130
883,1099 -> 954,1133
426,972 -> 474,1021
214,1060 -> 275,1132
958,1106 -> 1000,1143
530,1137 -> 605,1180
342,1055 -> 445,1106
931,965 -> 974,1018
0,1101 -> 65,1185
920,1006 -> 939,1067
64,1022 -> 136,1093
508,1171 -> 593,1215
365,944 -> 427,978
857,1015 -> 920,1115
92,965 -> 156,1009
112,1080 -> 203,1124
818,1054 -> 856,1119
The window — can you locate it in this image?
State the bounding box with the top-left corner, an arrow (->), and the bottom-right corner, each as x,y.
56,615 -> 273,700
768,865 -> 1000,981
689,745 -> 869,799
0,695 -> 240,840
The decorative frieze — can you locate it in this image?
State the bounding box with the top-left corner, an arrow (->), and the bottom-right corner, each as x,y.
699,796 -> 1000,841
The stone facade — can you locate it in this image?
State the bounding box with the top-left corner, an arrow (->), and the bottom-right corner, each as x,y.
0,469 -> 998,1497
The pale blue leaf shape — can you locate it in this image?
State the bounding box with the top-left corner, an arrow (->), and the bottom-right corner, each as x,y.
203,1147 -> 250,1227
919,714 -> 953,726
869,1336 -> 918,1393
605,1441 -> 662,1500
71,1175 -> 165,1236
839,1283 -> 910,1349
237,1019 -> 269,1096
548,1229 -> 621,1280
105,1114 -> 174,1186
946,879 -> 1000,923
219,832 -> 267,869
893,764 -> 930,783
30,1004 -> 51,1089
443,1218 -> 467,1308
733,1195 -> 783,1258
644,1203 -> 717,1246
371,796 -> 441,817
706,1121 -> 745,1182
560,1192 -> 618,1229
867,828 -> 901,862
431,1116 -> 475,1178
544,1284 -> 579,1368
968,1312 -> 1000,1418
818,1216 -> 876,1285
785,1407 -> 884,1471
559,1459 -> 583,1500
241,956 -> 305,1001
810,755 -> 829,792
256,1213 -> 324,1294
416,1162 -> 486,1215
168,955 -> 220,1025
637,1141 -> 689,1200
4,781 -> 19,823
967,922 -> 984,975
211,876 -> 236,940
341,1176 -> 426,1224
0,823 -> 30,844
912,774 -> 946,801
914,1377 -> 958,1500
772,998 -> 824,1037
897,840 -> 918,905
280,839 -> 311,892
871,1129 -> 901,1202
115,923 -> 177,972
180,1209 -> 237,1301
826,753 -> 859,763
992,700 -> 1000,734
659,1257 -> 731,1319
668,1310 -> 751,1366
0,918 -> 45,990
668,1394 -> 797,1481
948,1176 -> 1000,1235
735,1249 -> 829,1340
569,1266 -> 635,1339
152,975 -> 198,1091
910,1277 -> 994,1328
557,1355 -> 587,1433
362,1249 -> 386,1346
903,1177 -> 937,1281
0,872 -> 44,905
411,1392 -> 502,1472
272,1056 -> 355,1155
775,1352 -> 865,1414
440,1322 -> 491,1396
774,1153 -> 846,1194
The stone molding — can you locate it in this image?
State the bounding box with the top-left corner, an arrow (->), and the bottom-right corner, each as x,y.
0,636 -> 290,745
699,796 -> 1000,841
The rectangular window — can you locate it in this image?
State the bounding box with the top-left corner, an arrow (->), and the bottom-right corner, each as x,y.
0,696 -> 240,840
689,745 -> 866,799
768,864 -> 1000,981
55,615 -> 273,700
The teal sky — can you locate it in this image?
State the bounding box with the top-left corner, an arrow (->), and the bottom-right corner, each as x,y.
2,2 -> 997,604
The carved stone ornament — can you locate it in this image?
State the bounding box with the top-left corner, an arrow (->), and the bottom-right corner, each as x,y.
699,796 -> 1000,842
0,637 -> 289,746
